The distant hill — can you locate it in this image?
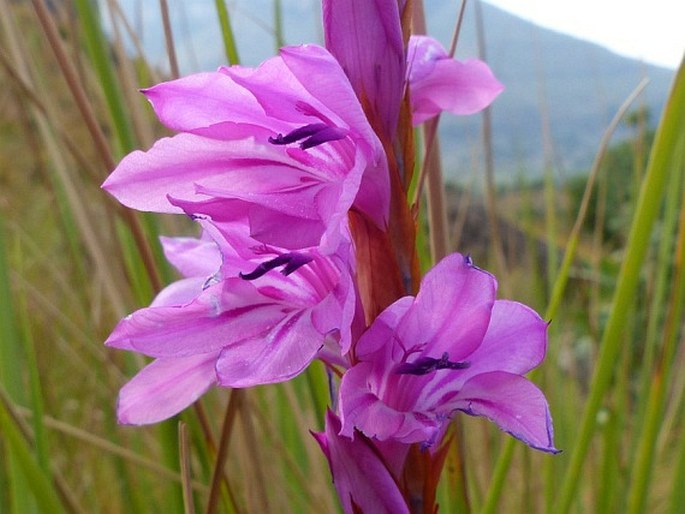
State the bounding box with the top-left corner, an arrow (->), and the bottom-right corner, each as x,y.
424,2 -> 674,181
113,0 -> 676,181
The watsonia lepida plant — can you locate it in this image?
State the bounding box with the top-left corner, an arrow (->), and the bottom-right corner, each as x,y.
101,0 -> 558,511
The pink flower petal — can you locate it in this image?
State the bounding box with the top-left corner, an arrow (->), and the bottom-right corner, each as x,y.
354,296 -> 413,361
452,300 -> 548,387
160,236 -> 221,278
223,45 -> 390,229
170,195 -> 329,251
337,252 -> 556,453
448,371 -> 559,453
103,45 -> 390,247
408,36 -> 504,124
150,277 -> 207,309
215,308 -> 323,387
397,253 -> 496,361
105,280 -> 289,357
117,353 -> 218,425
142,72 -> 279,134
313,411 -> 410,514
339,362 -> 438,443
279,46 -> 381,151
103,133 -> 324,215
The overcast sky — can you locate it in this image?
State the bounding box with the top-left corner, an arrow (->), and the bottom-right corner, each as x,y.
486,0 -> 684,68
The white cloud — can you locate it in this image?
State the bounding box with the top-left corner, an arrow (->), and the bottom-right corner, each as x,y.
486,0 -> 684,68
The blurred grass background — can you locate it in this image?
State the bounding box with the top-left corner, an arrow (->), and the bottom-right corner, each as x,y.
0,1 -> 683,513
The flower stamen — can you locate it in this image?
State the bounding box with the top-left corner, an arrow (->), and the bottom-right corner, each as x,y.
269,123 -> 348,150
395,352 -> 470,376
240,252 -> 313,280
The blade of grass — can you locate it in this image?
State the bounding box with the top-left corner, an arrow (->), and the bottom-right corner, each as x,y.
206,390 -> 244,514
631,137 -> 684,443
31,0 -> 163,296
546,78 -> 648,321
159,0 -> 180,78
0,385 -> 67,514
0,48 -> 103,184
542,164 -> 557,297
159,420 -> 185,514
474,0 -> 508,290
589,147 -> 609,338
273,0 -> 285,50
480,78 -> 649,514
71,0 -> 135,155
554,56 -> 685,514
14,405 -> 208,492
2,1 -> 129,318
103,0 -> 156,148
179,422 -> 197,514
12,240 -> 49,473
214,0 -> 240,65
625,142 -> 685,514
0,384 -> 89,514
0,215 -> 36,514
106,0 -> 162,84
238,398 -> 270,512
667,354 -> 685,514
533,24 -> 559,298
252,386 -> 337,512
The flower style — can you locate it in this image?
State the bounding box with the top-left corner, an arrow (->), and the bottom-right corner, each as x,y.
338,253 -> 558,453
106,220 -> 357,425
102,44 -> 389,253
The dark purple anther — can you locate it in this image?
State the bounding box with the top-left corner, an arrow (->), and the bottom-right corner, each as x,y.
269,123 -> 348,150
240,252 -> 313,280
396,352 -> 470,376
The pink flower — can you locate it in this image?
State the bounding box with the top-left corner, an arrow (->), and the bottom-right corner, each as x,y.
322,1 -> 503,137
313,411 -> 411,514
338,253 -> 558,453
107,221 -> 357,425
102,45 -> 389,253
110,235 -> 221,425
407,36 -> 504,125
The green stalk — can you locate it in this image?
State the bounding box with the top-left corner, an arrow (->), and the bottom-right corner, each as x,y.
543,165 -> 557,297
596,396 -> 621,511
303,361 -> 329,431
72,0 -> 134,156
631,136 -> 684,445
555,57 -> 685,514
668,395 -> 685,514
0,385 -> 66,514
479,441 -> 515,514
0,216 -> 36,514
625,145 -> 685,514
14,242 -> 49,473
214,0 -> 240,65
160,421 -> 185,514
546,79 -> 648,321
67,3 -> 183,512
274,0 -> 285,49
481,78 -> 649,514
